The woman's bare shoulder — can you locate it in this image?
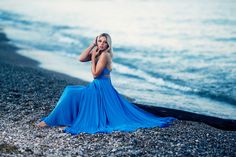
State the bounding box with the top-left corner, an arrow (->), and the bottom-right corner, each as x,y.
105,52 -> 112,59
100,52 -> 111,59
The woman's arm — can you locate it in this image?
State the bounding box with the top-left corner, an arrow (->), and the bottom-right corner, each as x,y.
78,43 -> 95,62
78,37 -> 98,62
91,52 -> 108,78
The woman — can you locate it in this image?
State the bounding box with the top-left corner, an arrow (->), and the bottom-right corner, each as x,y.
38,33 -> 176,134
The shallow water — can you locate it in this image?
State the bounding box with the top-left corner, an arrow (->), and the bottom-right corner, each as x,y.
0,0 -> 236,119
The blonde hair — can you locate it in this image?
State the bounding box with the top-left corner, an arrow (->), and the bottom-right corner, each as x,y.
98,33 -> 113,57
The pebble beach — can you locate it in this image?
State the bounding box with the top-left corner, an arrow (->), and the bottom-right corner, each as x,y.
0,31 -> 235,156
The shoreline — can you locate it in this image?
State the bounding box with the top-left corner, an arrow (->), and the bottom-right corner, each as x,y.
0,30 -> 235,156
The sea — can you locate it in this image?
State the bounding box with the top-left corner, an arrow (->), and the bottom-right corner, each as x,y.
0,0 -> 236,119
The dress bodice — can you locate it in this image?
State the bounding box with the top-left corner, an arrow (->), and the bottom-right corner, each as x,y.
96,67 -> 111,79
101,67 -> 111,75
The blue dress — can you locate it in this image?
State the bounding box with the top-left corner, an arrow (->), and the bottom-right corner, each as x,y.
42,67 -> 176,134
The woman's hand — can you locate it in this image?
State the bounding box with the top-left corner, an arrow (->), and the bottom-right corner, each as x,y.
92,36 -> 98,46
91,50 -> 98,62
91,46 -> 110,63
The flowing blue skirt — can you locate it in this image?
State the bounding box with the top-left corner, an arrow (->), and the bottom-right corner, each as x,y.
42,76 -> 176,135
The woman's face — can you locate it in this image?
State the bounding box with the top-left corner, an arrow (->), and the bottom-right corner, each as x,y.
97,36 -> 109,51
